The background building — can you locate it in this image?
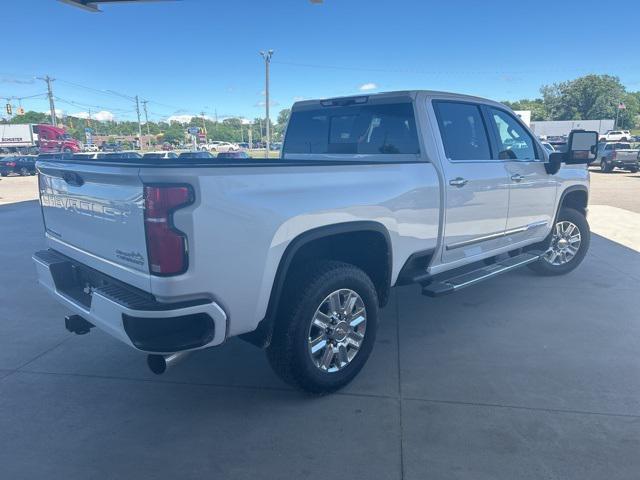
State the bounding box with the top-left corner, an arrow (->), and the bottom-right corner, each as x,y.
530,119 -> 614,137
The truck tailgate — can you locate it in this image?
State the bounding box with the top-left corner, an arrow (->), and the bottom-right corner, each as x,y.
615,150 -> 639,161
37,161 -> 149,278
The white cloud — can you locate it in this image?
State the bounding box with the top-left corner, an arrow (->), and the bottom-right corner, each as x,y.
358,82 -> 378,91
254,100 -> 279,108
71,110 -> 115,122
167,114 -> 195,123
41,109 -> 64,117
167,113 -> 214,123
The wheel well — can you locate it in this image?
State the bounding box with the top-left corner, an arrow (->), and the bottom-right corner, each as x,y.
286,230 -> 391,307
240,224 -> 392,348
561,189 -> 588,216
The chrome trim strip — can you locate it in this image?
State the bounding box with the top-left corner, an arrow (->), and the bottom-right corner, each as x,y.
446,230 -> 505,250
445,220 -> 548,251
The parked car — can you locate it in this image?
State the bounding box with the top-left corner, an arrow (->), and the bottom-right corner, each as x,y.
215,151 -> 251,159
33,90 -> 597,393
0,155 -> 37,176
161,142 -> 174,151
83,144 -> 99,152
143,151 -> 179,160
237,142 -> 250,149
178,151 -> 213,159
593,142 -> 639,173
599,130 -> 632,142
100,142 -> 122,152
205,141 -> 239,153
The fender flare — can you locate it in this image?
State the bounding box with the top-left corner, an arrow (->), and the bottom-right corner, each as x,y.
556,185 -> 588,221
241,221 -> 392,348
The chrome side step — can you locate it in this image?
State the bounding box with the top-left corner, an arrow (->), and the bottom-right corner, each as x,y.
421,252 -> 542,297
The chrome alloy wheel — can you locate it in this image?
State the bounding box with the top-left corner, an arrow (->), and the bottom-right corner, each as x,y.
543,220 -> 582,266
307,289 -> 367,373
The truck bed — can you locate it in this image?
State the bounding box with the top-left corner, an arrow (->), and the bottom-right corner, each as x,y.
36,155 -> 441,337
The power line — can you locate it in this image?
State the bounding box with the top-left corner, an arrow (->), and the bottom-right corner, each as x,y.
272,59 -> 640,77
53,95 -> 135,114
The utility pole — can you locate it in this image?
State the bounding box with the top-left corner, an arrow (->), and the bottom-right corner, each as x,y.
134,95 -> 143,150
259,49 -> 274,154
141,100 -> 151,148
37,75 -> 57,125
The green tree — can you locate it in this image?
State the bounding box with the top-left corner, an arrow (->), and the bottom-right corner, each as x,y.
501,99 -> 548,121
540,74 -> 628,121
7,111 -> 49,124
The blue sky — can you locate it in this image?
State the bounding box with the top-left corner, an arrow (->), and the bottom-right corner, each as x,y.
2,0 -> 638,122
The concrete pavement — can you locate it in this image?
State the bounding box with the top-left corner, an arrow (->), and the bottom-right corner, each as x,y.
0,172 -> 639,479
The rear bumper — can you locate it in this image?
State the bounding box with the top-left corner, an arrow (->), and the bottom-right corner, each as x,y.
612,160 -> 639,168
33,249 -> 227,354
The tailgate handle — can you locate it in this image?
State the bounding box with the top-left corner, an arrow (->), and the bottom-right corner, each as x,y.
62,171 -> 84,187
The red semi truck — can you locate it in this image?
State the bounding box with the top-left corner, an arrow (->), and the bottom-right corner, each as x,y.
0,124 -> 81,154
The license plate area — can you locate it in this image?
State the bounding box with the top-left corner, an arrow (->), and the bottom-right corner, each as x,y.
50,260 -> 110,309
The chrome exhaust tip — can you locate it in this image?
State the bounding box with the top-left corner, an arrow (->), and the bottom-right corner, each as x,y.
146,351 -> 190,375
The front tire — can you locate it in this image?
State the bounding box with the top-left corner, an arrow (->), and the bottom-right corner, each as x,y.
600,159 -> 613,173
528,207 -> 590,276
266,260 -> 379,394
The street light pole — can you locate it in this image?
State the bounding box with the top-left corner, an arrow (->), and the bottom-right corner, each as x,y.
259,49 -> 274,154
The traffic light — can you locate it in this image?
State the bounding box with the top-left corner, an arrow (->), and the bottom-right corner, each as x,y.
17,107 -> 24,115
5,103 -> 12,115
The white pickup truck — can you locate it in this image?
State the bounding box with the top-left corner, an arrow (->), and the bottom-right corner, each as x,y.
33,91 -> 598,393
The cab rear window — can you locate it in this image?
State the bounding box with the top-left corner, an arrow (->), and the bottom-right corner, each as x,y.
284,102 -> 420,155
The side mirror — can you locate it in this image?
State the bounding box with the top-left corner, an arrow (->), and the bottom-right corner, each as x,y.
565,129 -> 598,164
545,129 -> 598,174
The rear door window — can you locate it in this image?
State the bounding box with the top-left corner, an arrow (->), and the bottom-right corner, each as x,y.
433,101 -> 492,161
284,102 -> 420,156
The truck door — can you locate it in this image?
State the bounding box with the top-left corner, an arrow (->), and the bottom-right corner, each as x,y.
37,126 -> 53,152
485,107 -> 557,245
432,100 -> 510,263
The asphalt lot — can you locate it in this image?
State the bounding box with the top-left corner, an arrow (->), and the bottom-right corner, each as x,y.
0,171 -> 639,479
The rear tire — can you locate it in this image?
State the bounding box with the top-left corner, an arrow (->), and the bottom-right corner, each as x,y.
528,207 -> 590,276
628,166 -> 638,173
266,260 -> 379,394
600,159 -> 613,173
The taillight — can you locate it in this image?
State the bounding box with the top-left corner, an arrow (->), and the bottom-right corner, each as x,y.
6,161 -> 16,167
143,185 -> 193,276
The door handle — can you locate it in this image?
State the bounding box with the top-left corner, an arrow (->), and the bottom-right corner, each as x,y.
449,177 -> 468,187
511,174 -> 524,182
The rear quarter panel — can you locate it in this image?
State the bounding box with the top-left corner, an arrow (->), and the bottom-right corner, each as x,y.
139,162 -> 440,337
